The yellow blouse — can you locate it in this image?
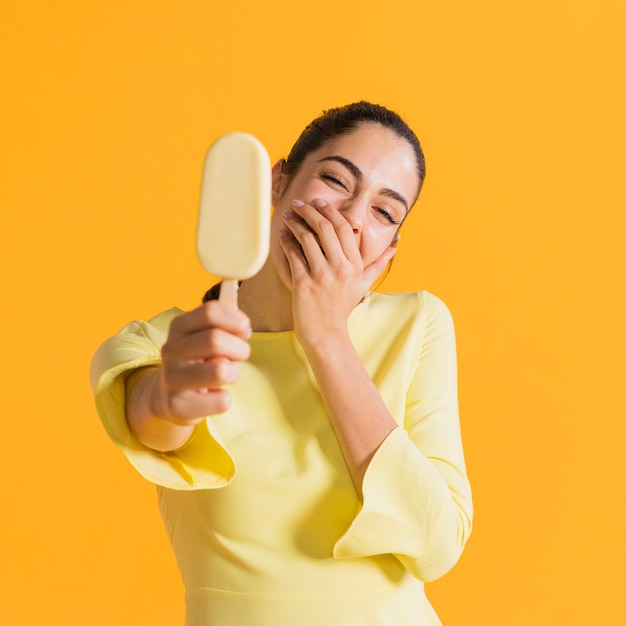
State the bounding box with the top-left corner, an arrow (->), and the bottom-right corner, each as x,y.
90,291 -> 473,626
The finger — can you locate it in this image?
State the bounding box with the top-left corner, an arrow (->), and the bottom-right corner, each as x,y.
362,246 -> 397,287
169,301 -> 252,340
168,387 -> 232,421
164,356 -> 241,392
281,209 -> 327,267
278,226 -> 312,282
282,198 -> 353,272
162,327 -> 251,363
290,199 -> 360,265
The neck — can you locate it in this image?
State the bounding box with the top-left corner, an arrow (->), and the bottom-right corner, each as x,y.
237,262 -> 294,332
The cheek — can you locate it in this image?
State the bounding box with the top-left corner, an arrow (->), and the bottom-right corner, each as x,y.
279,178 -> 334,207
269,211 -> 287,255
359,225 -> 397,264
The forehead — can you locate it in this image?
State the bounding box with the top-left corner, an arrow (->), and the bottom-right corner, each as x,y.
309,123 -> 420,204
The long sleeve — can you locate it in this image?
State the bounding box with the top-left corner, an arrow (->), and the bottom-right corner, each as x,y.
333,292 -> 473,582
89,308 -> 235,490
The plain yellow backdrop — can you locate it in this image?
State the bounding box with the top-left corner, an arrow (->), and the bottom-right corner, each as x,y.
1,1 -> 624,624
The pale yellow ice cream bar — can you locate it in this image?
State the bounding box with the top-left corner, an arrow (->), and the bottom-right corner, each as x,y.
197,133 -> 271,296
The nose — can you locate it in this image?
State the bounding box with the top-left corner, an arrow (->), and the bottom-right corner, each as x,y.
338,198 -> 366,234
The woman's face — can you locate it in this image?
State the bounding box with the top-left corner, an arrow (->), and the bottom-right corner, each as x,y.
269,122 -> 420,285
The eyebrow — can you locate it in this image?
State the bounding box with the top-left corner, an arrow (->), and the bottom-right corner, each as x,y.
318,155 -> 409,213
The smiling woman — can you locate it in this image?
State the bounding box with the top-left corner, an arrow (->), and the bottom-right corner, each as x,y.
274,123 -> 417,279
90,101 -> 473,626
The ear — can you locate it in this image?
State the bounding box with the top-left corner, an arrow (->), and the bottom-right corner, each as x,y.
271,160 -> 287,206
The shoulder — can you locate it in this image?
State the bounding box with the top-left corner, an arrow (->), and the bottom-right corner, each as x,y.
348,291 -> 453,347
145,307 -> 186,333
94,305 -> 184,362
112,307 -> 186,338
89,307 -> 185,392
365,290 -> 453,322
365,291 -> 455,343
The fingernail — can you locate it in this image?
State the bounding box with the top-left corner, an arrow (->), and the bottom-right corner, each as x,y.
313,198 -> 328,208
292,199 -> 304,207
279,228 -> 289,237
283,210 -> 293,219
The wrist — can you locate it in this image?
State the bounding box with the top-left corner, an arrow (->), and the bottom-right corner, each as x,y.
125,366 -> 196,452
297,326 -> 353,363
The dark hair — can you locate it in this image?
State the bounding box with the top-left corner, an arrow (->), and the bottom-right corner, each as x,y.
282,101 -> 426,201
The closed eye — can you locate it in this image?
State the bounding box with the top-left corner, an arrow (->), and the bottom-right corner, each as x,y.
375,207 -> 401,225
320,172 -> 348,190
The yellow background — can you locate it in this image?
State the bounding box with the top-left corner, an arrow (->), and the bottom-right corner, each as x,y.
1,1 -> 624,624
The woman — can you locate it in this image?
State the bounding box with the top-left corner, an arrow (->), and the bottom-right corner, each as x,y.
91,101 -> 473,625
